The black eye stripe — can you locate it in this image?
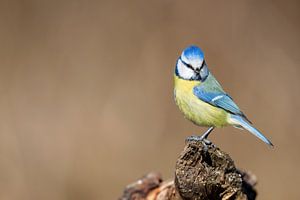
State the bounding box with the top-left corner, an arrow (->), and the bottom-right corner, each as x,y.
179,58 -> 194,71
200,60 -> 205,70
179,57 -> 205,72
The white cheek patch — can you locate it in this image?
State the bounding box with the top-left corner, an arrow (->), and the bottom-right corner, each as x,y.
177,59 -> 194,80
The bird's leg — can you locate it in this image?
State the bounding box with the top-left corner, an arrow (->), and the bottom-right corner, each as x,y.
199,127 -> 214,140
186,127 -> 215,145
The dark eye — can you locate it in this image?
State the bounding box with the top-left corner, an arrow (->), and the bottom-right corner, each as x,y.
186,63 -> 194,70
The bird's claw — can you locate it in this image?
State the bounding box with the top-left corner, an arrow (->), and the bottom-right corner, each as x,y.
185,135 -> 212,145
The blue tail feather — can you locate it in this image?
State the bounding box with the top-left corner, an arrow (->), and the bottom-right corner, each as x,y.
230,115 -> 273,147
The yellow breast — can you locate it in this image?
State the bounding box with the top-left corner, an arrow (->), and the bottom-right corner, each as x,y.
174,75 -> 229,127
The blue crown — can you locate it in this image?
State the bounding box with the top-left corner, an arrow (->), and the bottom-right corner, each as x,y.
182,45 -> 204,61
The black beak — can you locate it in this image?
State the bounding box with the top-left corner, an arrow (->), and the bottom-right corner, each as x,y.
194,70 -> 201,81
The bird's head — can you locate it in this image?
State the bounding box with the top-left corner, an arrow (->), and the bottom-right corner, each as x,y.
175,45 -> 209,81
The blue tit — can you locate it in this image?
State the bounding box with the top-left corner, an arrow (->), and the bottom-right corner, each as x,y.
174,45 -> 273,146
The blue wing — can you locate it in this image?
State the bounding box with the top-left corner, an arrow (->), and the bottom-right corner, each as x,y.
193,86 -> 243,115
192,74 -> 251,122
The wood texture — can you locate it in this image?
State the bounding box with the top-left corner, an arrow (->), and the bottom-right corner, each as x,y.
119,139 -> 257,200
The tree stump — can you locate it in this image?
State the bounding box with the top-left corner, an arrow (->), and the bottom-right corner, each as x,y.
119,139 -> 257,200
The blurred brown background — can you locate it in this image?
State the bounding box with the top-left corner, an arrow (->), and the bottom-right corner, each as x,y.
0,0 -> 299,199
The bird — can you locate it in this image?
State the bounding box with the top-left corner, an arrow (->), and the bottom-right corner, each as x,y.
174,45 -> 273,146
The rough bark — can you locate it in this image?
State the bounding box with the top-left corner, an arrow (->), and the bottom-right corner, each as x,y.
119,139 -> 257,200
